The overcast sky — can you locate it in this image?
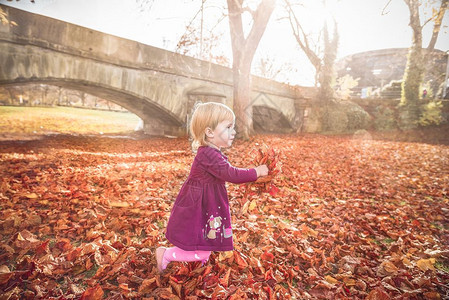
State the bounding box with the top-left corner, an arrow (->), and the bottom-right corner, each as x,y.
1,0 -> 448,86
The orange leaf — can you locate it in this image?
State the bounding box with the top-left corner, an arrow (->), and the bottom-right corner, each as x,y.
366,287 -> 391,300
324,275 -> 338,284
138,278 -> 156,294
119,283 -> 130,292
261,251 -> 275,262
25,193 -> 38,199
80,285 -> 104,300
218,251 -> 233,262
219,268 -> 231,287
202,265 -> 213,277
0,272 -> 12,285
109,201 -> 130,208
234,251 -> 248,269
416,258 -> 435,271
423,291 -> 442,299
249,200 -> 257,211
66,248 -> 82,262
378,261 -> 399,276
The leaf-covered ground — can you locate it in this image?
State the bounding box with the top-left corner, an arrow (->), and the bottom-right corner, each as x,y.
0,134 -> 448,299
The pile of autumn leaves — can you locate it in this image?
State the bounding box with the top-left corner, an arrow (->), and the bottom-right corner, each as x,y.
0,134 -> 448,299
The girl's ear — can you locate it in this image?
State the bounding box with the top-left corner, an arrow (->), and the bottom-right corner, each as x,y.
205,127 -> 214,138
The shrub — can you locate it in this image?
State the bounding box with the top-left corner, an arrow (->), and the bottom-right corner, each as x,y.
374,106 -> 397,131
322,101 -> 370,133
419,101 -> 443,126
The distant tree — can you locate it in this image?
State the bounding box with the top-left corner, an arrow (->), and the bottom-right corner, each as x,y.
227,0 -> 276,140
320,19 -> 339,102
176,2 -> 230,66
396,0 -> 448,128
253,55 -> 296,82
284,0 -> 339,104
0,87 -> 16,105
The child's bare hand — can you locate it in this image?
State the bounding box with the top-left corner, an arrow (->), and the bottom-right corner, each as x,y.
255,165 -> 269,177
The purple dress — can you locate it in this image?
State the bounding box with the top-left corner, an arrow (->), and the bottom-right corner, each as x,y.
165,146 -> 257,251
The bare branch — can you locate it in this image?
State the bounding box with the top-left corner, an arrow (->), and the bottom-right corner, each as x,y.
427,0 -> 448,50
284,0 -> 321,69
381,0 -> 393,15
243,0 -> 276,62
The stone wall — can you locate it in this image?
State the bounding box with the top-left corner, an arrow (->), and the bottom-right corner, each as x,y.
336,48 -> 448,99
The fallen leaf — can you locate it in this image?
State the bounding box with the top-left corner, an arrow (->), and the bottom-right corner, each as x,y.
325,275 -> 338,284
80,285 -> 103,300
25,193 -> 38,199
416,258 -> 435,271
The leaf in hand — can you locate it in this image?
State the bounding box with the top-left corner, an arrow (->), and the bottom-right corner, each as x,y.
244,144 -> 281,198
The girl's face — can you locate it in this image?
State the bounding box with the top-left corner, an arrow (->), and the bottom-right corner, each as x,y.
207,119 -> 236,149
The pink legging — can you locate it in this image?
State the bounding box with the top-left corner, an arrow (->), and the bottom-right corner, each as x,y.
162,247 -> 211,270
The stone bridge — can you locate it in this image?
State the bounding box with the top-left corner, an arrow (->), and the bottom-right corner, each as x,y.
0,5 -> 315,136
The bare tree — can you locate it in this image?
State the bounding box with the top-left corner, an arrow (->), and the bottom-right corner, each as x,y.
176,2 -> 230,66
284,0 -> 338,104
160,0 -> 277,139
227,0 -> 276,139
253,55 -> 290,81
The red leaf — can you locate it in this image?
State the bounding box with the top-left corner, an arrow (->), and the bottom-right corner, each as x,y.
35,240 -> 50,255
268,184 -> 280,197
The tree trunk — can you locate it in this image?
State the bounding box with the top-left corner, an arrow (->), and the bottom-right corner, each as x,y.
400,0 -> 423,128
232,62 -> 252,139
42,86 -> 47,105
227,0 -> 276,140
6,88 -> 15,105
318,21 -> 338,103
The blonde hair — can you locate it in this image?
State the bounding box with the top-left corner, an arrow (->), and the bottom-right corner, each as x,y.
190,102 -> 235,150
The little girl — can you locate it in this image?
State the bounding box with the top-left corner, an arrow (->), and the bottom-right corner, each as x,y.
156,102 -> 268,272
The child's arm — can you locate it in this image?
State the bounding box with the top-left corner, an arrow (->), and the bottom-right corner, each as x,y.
201,148 -> 266,184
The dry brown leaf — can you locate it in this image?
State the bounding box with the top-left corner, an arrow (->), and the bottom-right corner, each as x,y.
416,258 -> 435,271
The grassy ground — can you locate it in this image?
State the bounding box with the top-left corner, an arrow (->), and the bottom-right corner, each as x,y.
0,106 -> 141,136
1,105 -> 448,145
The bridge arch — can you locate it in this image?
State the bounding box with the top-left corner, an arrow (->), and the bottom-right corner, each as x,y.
0,77 -> 184,135
0,40 -> 189,135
